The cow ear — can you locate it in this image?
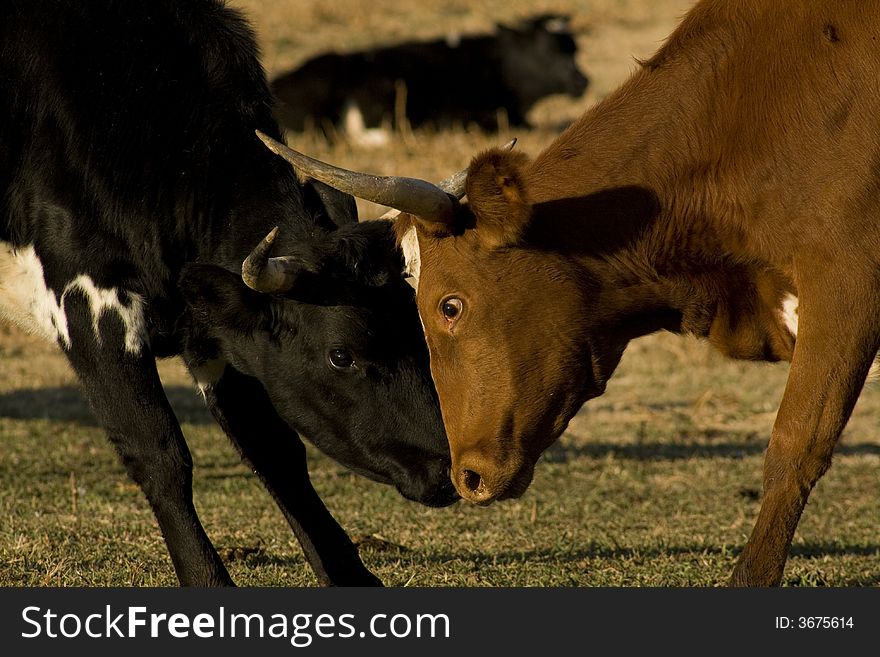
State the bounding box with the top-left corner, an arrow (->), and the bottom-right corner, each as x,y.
464,148 -> 532,249
179,263 -> 274,333
327,219 -> 403,286
303,178 -> 358,229
256,222 -> 400,288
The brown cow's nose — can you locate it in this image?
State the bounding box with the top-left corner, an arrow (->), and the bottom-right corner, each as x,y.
462,469 -> 482,494
456,467 -> 496,505
454,454 -> 504,505
453,450 -> 535,505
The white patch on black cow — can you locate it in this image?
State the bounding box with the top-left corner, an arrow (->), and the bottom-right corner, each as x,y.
0,243 -> 69,343
342,101 -> 390,148
0,241 -> 146,353
189,357 -> 227,399
64,275 -> 147,353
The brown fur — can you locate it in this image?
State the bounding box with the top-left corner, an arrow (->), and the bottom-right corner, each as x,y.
465,150 -> 533,248
403,0 -> 880,586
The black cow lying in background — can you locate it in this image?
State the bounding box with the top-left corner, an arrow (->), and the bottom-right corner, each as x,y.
271,14 -> 589,137
0,0 -> 457,587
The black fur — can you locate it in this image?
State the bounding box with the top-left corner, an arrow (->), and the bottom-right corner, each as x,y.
271,14 -> 590,134
0,0 -> 456,587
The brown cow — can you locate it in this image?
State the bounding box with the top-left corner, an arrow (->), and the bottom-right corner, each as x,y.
257,0 -> 880,586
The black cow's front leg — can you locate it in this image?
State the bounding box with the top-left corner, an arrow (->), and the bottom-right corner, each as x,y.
192,360 -> 381,586
63,300 -> 232,586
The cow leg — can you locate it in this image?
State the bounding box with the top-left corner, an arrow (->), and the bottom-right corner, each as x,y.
62,299 -> 232,586
189,359 -> 381,586
729,275 -> 880,586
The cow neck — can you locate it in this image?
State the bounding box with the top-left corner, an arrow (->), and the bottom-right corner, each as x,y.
525,60 -> 776,348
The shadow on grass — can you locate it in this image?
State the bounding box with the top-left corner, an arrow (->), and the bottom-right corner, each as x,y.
5,387 -> 877,463
245,540 -> 880,586
415,542 -> 880,586
418,541 -> 880,564
543,439 -> 880,463
0,385 -> 214,425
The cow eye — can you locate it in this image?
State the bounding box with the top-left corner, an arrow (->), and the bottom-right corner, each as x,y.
441,297 -> 463,323
328,348 -> 355,369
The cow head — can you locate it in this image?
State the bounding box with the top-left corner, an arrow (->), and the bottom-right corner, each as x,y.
180,146 -> 461,508
264,138 -> 627,506
496,14 -> 589,111
398,150 -> 604,505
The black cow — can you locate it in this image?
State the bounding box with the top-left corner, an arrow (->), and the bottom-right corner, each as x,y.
271,14 -> 589,135
0,0 -> 457,587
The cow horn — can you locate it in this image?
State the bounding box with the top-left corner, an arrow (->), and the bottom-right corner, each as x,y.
242,227 -> 301,293
375,138 -> 517,221
256,130 -> 454,223
437,137 -> 518,198
376,164 -> 473,220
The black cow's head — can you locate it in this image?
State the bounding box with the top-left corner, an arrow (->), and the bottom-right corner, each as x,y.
497,14 -> 589,111
179,183 -> 458,508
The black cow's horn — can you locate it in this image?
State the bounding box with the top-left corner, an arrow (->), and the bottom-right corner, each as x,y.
242,227 -> 301,293
372,138 -> 517,221
376,163 -> 476,220
256,130 -> 454,223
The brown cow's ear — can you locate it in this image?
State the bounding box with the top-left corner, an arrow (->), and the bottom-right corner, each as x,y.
465,149 -> 532,249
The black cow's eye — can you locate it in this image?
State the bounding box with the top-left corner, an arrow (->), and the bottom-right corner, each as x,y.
328,348 -> 355,369
441,297 -> 463,323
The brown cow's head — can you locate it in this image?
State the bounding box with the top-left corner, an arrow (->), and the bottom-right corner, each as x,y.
256,134 -> 626,505
396,149 -> 607,504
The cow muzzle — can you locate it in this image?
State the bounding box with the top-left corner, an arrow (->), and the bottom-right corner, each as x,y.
452,451 -> 535,505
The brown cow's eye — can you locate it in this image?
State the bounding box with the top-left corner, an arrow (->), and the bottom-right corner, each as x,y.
441,297 -> 463,322
328,348 -> 355,369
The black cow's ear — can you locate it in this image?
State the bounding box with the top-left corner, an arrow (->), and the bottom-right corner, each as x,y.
179,263 -> 273,333
328,220 -> 403,285
303,178 -> 358,229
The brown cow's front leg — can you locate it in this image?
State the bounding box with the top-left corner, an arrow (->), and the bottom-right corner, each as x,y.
729,276 -> 880,586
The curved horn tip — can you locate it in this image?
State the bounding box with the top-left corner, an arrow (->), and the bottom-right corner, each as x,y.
242,228 -> 280,291
255,129 -> 283,156
504,137 -> 517,150
241,256 -> 262,289
241,267 -> 259,290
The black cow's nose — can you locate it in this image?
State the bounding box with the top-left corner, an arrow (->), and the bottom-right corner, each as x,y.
431,464 -> 460,506
417,476 -> 460,508
398,461 -> 459,508
435,477 -> 461,507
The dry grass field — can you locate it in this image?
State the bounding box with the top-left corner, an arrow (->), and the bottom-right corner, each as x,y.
0,0 -> 878,587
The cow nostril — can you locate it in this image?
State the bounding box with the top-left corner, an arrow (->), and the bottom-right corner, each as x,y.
462,469 -> 482,494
